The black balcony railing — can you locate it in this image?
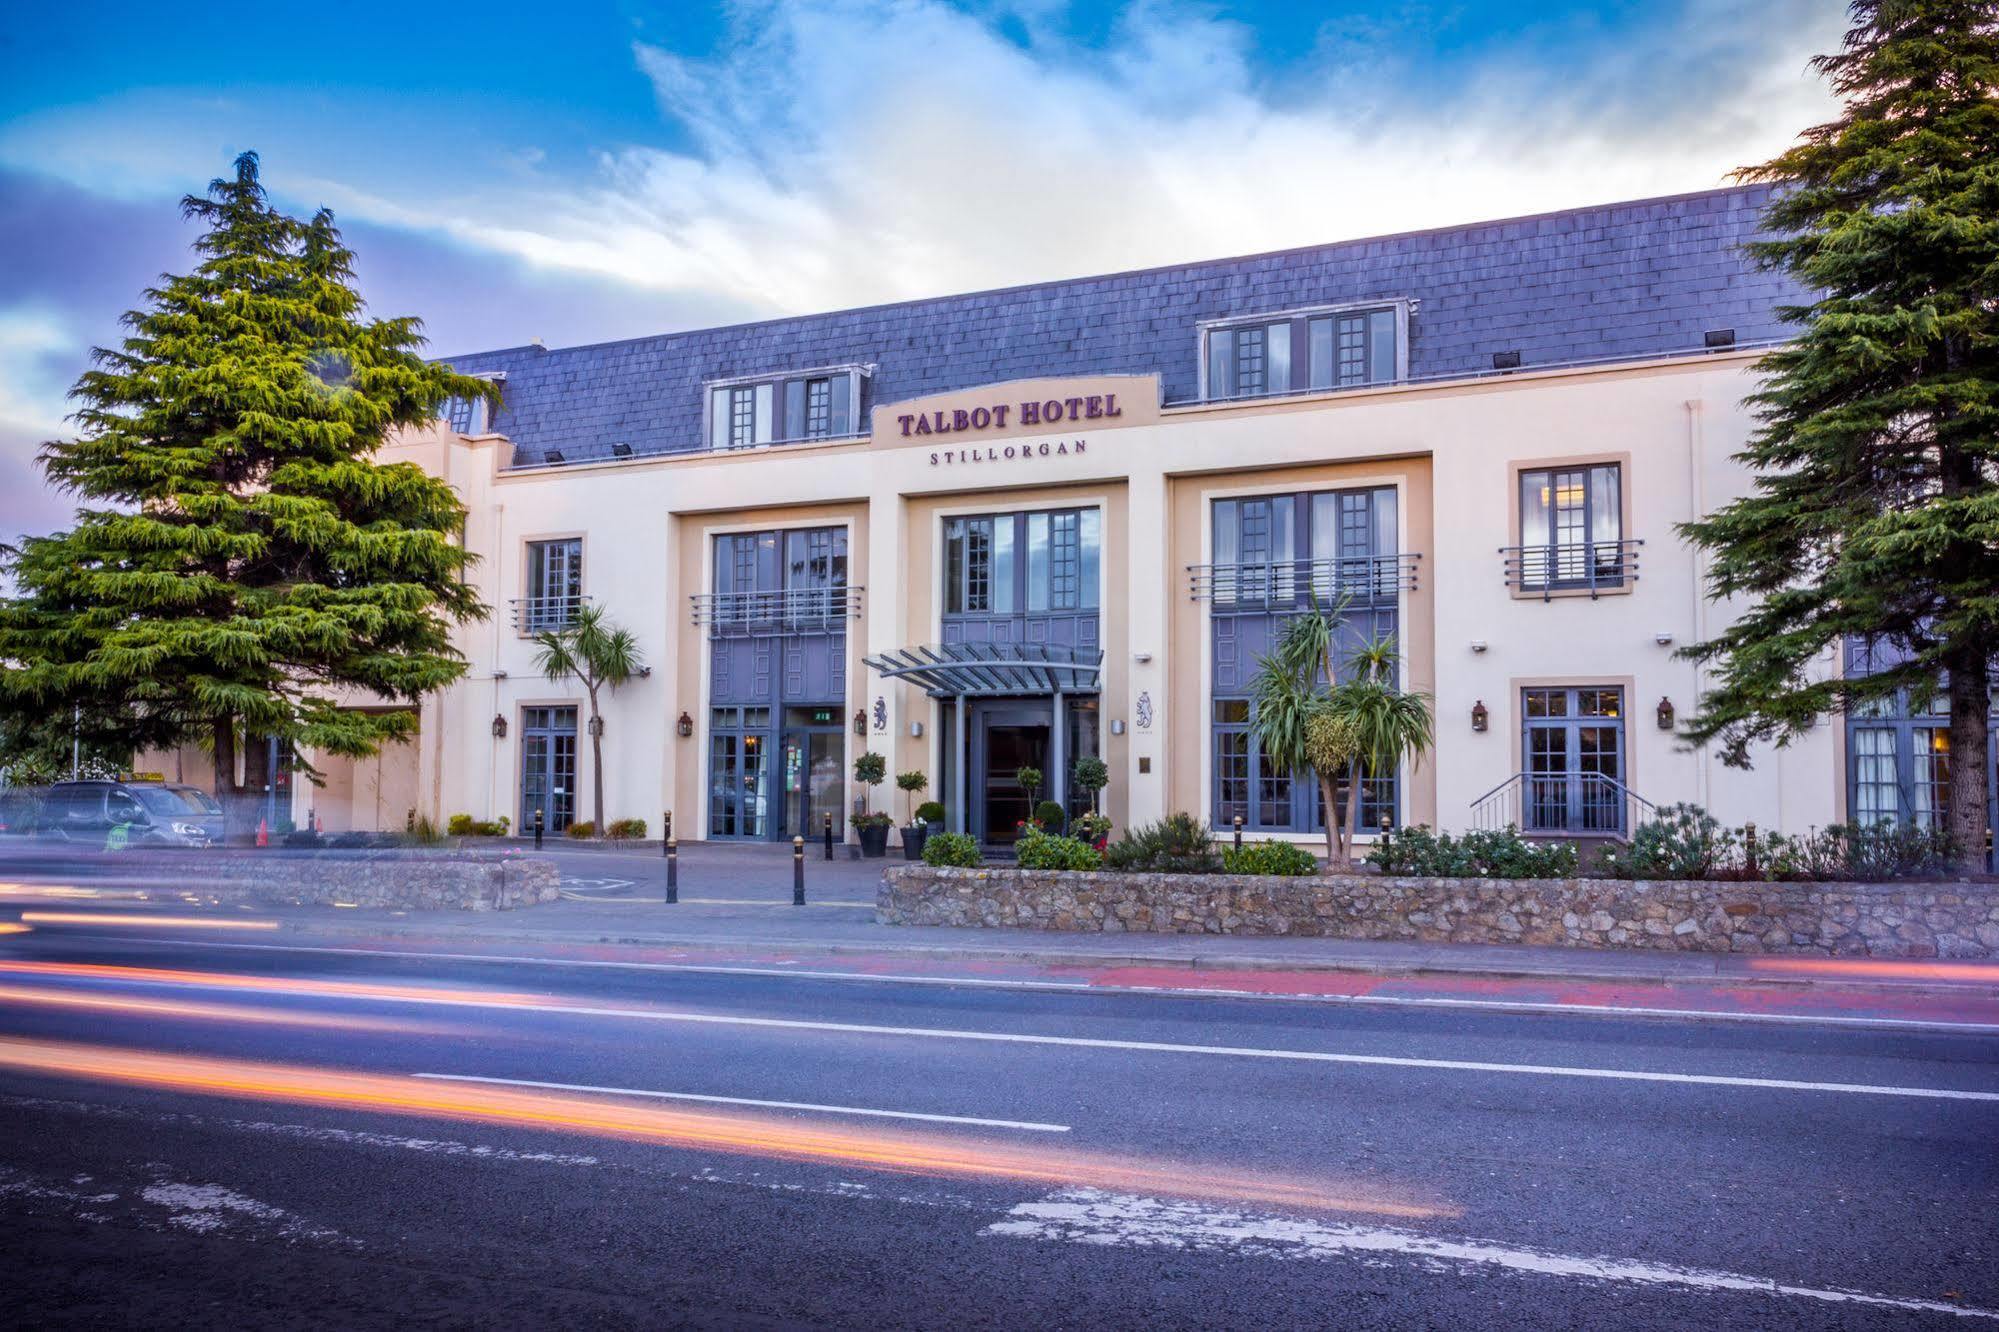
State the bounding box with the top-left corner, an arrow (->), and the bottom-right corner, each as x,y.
1186,553 -> 1419,608
1470,770 -> 1656,839
1500,539 -> 1643,600
689,586 -> 863,632
510,594 -> 590,634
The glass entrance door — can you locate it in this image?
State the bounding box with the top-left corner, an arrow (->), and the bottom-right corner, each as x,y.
1522,687 -> 1626,833
978,718 -> 1049,845
779,722 -> 844,841
520,706 -> 578,834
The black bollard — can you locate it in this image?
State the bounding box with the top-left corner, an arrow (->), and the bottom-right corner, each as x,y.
666,838 -> 678,904
823,811 -> 834,860
663,811 -> 671,857
793,835 -> 806,906
533,808 -> 544,851
1233,814 -> 1243,851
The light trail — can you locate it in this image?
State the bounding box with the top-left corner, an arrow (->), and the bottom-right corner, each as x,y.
18,912 -> 280,932
0,1036 -> 1451,1219
0,923 -> 28,935
0,960 -> 554,1007
1749,957 -> 1999,984
0,982 -> 449,1033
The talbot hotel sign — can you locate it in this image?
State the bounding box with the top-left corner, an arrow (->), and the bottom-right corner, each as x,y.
899,393 -> 1121,468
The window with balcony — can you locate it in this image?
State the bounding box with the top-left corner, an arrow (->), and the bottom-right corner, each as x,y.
696,526 -> 853,630
520,538 -> 583,633
1204,305 -> 1400,400
708,368 -> 861,450
1510,463 -> 1637,596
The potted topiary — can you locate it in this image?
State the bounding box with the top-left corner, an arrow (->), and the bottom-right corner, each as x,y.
896,770 -> 930,860
915,800 -> 946,833
851,751 -> 891,857
1033,799 -> 1067,833
1015,765 -> 1043,827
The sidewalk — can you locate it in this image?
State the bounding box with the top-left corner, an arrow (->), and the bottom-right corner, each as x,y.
11,838 -> 1997,998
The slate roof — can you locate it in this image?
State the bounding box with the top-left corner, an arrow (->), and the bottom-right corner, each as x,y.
440,184 -> 1801,469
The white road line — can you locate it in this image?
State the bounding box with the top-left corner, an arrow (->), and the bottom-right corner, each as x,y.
412,1072 -> 1071,1132
70,936 -> 1999,1035
24,960 -> 1999,1102
986,1189 -> 1999,1320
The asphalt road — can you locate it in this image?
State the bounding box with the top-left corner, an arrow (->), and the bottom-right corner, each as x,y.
0,918 -> 1994,1329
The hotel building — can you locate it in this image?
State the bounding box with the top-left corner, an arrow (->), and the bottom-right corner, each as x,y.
263,184 -> 1993,852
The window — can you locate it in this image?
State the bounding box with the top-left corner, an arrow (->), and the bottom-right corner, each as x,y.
1848,691 -> 1966,833
1206,306 -> 1399,400
1210,486 -> 1398,608
1212,698 -> 1398,834
710,369 -> 861,450
1517,463 -> 1626,591
525,539 -> 583,631
443,396 -> 477,433
946,508 -> 1099,616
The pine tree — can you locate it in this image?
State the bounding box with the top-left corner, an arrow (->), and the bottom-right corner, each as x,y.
1681,2 -> 1999,871
0,152 -> 494,797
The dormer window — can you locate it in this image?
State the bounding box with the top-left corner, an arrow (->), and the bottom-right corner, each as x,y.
439,373 -> 504,435
707,366 -> 865,451
1202,303 -> 1405,401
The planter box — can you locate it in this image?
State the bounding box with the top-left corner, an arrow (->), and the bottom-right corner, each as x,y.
877,865 -> 1999,958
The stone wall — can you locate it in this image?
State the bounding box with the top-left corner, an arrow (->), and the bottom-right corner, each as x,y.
879,866 -> 1999,958
146,850 -> 561,912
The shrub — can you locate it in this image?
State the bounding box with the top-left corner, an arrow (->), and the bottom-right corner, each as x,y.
1765,821 -> 1956,881
1014,826 -> 1102,870
1072,811 -> 1112,846
447,813 -> 475,836
915,800 -> 946,826
1102,813 -> 1222,874
1368,825 -> 1579,878
1223,840 -> 1320,876
406,814 -> 444,845
850,811 -> 893,830
922,831 -> 983,868
605,817 -> 647,840
1033,800 -> 1067,832
1071,755 -> 1109,806
566,820 -> 596,839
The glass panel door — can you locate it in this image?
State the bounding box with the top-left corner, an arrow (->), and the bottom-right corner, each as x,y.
778,728 -> 845,840
1522,687 -> 1625,833
520,707 -> 577,833
980,723 -> 1048,845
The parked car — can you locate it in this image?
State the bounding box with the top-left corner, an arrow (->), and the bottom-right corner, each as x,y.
37,780 -> 227,848
0,786 -> 45,836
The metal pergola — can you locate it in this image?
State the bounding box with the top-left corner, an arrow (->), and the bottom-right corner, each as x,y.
862,642 -> 1103,837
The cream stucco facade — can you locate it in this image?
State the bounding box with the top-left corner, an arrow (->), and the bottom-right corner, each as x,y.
288,347 -> 1842,847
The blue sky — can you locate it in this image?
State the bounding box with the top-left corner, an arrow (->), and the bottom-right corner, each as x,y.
0,1 -> 1843,541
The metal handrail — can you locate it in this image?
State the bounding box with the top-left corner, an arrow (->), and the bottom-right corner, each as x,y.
1187,553 -> 1420,606
1499,539 -> 1643,600
510,594 -> 591,634
1471,770 -> 1655,838
689,585 -> 863,629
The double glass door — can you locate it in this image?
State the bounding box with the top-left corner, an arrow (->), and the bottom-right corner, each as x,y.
520,706 -> 578,833
972,704 -> 1052,845
1523,687 -> 1625,833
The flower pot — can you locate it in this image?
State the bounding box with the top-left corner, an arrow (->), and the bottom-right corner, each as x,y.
858,822 -> 891,858
901,824 -> 929,860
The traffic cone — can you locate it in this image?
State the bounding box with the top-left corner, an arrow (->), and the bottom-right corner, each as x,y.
256,818 -> 268,848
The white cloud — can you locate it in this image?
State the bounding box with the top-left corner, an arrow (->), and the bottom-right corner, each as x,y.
0,0 -> 1847,332
342,0 -> 1843,319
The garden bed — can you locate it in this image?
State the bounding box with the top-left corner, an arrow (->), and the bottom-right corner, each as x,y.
878,865 -> 1999,957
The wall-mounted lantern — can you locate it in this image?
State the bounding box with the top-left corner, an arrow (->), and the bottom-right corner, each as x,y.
677,710 -> 694,739
491,713 -> 508,739
587,715 -> 605,739
1656,696 -> 1676,731
1470,700 -> 1489,733
853,709 -> 868,738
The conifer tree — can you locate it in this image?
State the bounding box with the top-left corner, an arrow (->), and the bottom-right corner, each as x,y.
1681,1 -> 1999,870
0,152 -> 494,796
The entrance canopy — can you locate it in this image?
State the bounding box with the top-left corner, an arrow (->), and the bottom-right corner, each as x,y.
864,642 -> 1102,697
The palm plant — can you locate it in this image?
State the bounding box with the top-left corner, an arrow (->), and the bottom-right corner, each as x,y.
1248,598 -> 1352,864
1248,597 -> 1433,867
531,605 -> 644,837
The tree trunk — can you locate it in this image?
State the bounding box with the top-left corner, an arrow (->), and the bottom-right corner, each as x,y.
1946,652 -> 1991,875
1317,773 -> 1340,868
211,717 -> 237,798
588,684 -> 605,838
